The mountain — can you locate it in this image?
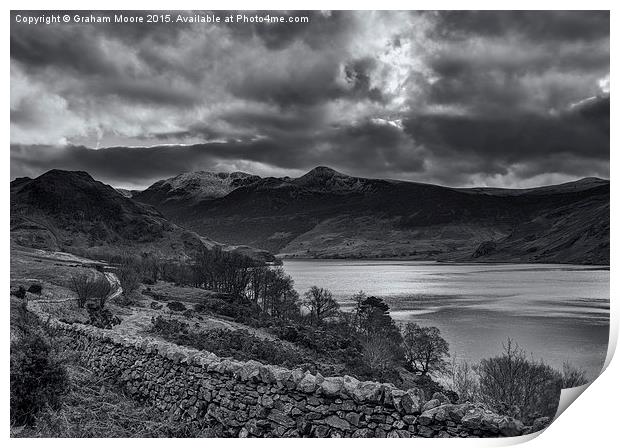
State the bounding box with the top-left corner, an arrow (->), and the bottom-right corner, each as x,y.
134,171 -> 260,215
134,167 -> 609,265
10,170 -> 273,262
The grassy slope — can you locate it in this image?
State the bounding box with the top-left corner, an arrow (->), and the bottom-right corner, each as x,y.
12,363 -> 218,438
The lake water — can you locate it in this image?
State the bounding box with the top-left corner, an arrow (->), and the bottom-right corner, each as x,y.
282,259 -> 610,379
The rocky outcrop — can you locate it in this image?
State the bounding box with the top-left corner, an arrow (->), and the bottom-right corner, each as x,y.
28,301 -> 530,438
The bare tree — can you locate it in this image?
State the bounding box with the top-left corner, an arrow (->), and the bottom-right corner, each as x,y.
92,276 -> 112,309
69,274 -> 92,308
117,262 -> 141,299
447,354 -> 480,403
69,273 -> 111,308
302,286 -> 339,325
401,322 -> 450,376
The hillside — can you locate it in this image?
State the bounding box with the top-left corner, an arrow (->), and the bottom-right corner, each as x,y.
134,167 -> 609,265
10,170 -> 273,262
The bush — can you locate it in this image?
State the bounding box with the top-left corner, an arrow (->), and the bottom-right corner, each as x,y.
477,339 -> 562,423
166,301 -> 187,312
28,283 -> 43,295
186,328 -> 310,367
10,309 -> 68,426
86,305 -> 121,329
561,362 -> 589,388
194,296 -> 264,326
270,320 -> 397,382
272,322 -> 360,355
447,356 -> 480,403
360,335 -> 401,381
12,286 -> 27,300
149,316 -> 189,335
148,318 -> 310,369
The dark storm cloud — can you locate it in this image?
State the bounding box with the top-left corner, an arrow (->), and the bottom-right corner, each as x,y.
430,10 -> 610,41
11,24 -> 118,76
404,95 -> 610,161
10,10 -> 610,188
230,56 -> 386,108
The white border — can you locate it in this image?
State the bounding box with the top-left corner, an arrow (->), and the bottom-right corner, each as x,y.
4,2 -> 616,447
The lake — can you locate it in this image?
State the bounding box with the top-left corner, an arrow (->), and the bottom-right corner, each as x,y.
282,259 -> 610,379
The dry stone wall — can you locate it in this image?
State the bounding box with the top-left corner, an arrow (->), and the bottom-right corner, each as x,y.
30,302 -> 528,438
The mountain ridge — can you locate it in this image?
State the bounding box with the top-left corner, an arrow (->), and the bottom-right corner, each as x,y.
133,167 -> 609,265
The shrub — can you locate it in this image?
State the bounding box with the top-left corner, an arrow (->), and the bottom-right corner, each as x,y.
477,339 -> 562,423
10,308 -> 68,426
149,316 -> 189,335
561,362 -> 589,388
166,301 -> 187,312
272,321 -> 360,355
360,335 -> 401,381
194,296 -> 264,325
447,356 -> 480,403
86,305 -> 121,329
148,319 -> 311,369
12,286 -> 27,300
27,283 -> 42,295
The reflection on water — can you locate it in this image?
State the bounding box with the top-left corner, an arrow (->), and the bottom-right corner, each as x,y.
282,259 -> 609,378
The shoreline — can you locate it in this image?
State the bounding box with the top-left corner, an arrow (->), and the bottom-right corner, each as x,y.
277,256 -> 610,269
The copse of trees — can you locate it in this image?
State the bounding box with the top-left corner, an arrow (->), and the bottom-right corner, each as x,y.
252,267 -> 300,321
190,247 -> 255,295
156,247 -> 301,323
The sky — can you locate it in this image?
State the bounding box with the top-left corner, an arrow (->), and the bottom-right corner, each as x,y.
10,10 -> 610,189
